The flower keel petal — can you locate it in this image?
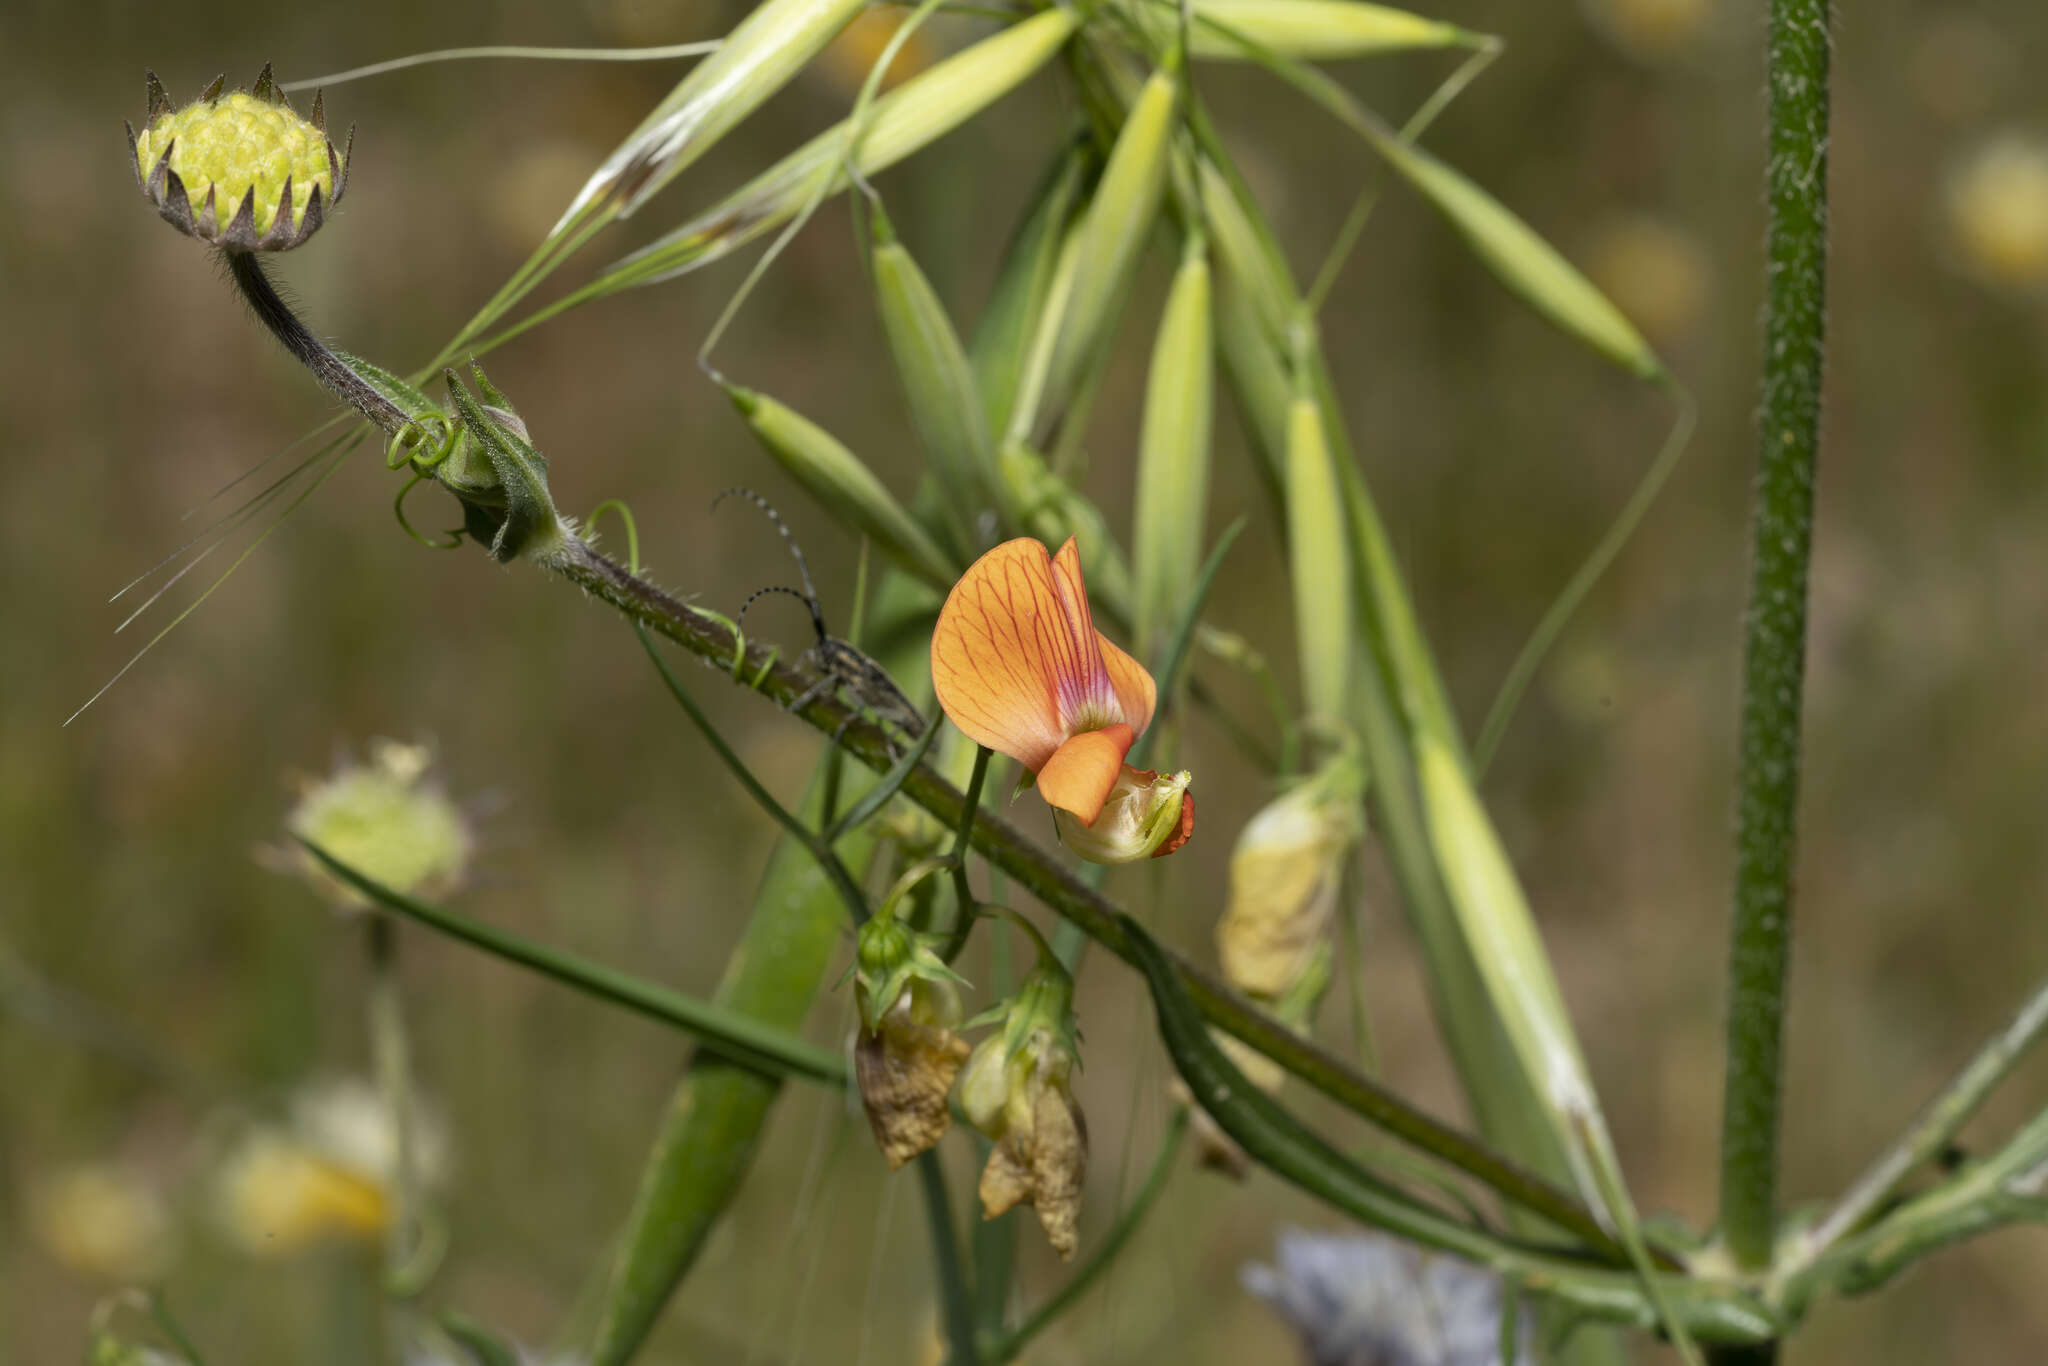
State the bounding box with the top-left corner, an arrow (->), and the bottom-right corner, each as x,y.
1037,725 -> 1133,824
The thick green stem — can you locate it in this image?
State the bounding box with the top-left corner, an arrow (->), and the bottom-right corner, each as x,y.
1718,0 -> 1832,1279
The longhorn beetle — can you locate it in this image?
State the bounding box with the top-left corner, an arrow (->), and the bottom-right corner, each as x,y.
714,488 -> 929,743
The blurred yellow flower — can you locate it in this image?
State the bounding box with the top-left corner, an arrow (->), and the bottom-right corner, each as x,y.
1946,135 -> 2048,292
281,740 -> 473,911
212,1078 -> 446,1257
29,1163 -> 175,1283
1580,0 -> 1713,62
1584,214 -> 1711,345
215,1133 -> 391,1255
819,7 -> 936,95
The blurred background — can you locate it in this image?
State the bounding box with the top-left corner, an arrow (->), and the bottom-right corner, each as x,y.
4,0 -> 2048,1360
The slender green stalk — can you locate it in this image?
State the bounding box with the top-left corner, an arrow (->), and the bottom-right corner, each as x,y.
297,841 -> 849,1085
989,1109 -> 1188,1362
941,746 -> 993,962
633,622 -> 871,924
919,1152 -> 981,1366
1797,963 -> 2048,1263
365,916 -> 421,1309
1718,0 -> 1832,1279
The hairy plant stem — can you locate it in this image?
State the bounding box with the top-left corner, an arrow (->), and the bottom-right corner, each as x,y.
1718,0 -> 1832,1294
225,250 -> 408,433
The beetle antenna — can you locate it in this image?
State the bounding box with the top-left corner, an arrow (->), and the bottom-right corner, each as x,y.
738,584 -> 825,637
714,487 -> 826,644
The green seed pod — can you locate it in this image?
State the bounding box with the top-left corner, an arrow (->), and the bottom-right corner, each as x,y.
1000,216 -> 1088,449
558,0 -> 868,227
970,142 -> 1093,446
1199,157 -> 1298,344
724,384 -> 958,591
590,754 -> 899,1364
868,203 -> 997,556
606,9 -> 1080,288
1035,55 -> 1182,434
1367,130 -> 1662,380
1133,234 -> 1215,663
1412,733 -> 1621,1225
1188,0 -> 1471,60
1213,269 -> 1291,507
128,65 -> 351,252
1285,391 -> 1354,729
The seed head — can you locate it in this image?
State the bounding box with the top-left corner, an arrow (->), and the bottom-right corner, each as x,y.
127,64 -> 352,252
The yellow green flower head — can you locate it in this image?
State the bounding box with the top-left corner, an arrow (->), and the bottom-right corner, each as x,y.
284,740 -> 473,911
128,65 -> 352,251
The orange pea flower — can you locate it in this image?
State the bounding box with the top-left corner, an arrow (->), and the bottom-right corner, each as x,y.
932,537 -> 1193,859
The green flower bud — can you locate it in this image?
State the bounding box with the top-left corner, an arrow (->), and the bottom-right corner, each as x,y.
128,65 -> 351,252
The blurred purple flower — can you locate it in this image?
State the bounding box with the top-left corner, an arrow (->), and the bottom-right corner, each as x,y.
1242,1230 -> 1533,1366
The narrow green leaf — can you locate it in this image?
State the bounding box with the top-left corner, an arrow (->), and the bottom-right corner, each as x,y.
295,839 -> 847,1086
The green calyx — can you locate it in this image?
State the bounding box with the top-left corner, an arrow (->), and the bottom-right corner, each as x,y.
852,861 -> 969,1033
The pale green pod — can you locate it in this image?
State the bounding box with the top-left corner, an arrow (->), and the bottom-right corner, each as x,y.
869,205 -> 997,555
606,9 -> 1080,288
1001,216 -> 1088,449
1285,394 -> 1354,728
725,384 -> 959,591
1189,0 -> 1471,60
1036,56 -> 1181,434
1199,157 -> 1297,343
1212,267 -> 1290,507
1132,235 -> 1215,663
558,0 -> 869,229
1411,731 -> 1700,1357
970,144 -> 1092,445
1365,131 -> 1662,379
1412,733 -> 1617,1210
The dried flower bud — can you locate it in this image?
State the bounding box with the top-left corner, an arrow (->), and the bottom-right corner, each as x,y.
962,1025 -> 1089,1258
1216,759 -> 1363,999
855,979 -> 972,1170
850,869 -> 975,1169
279,740 -> 473,913
128,65 -> 352,252
960,948 -> 1087,1256
1051,765 -> 1194,865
